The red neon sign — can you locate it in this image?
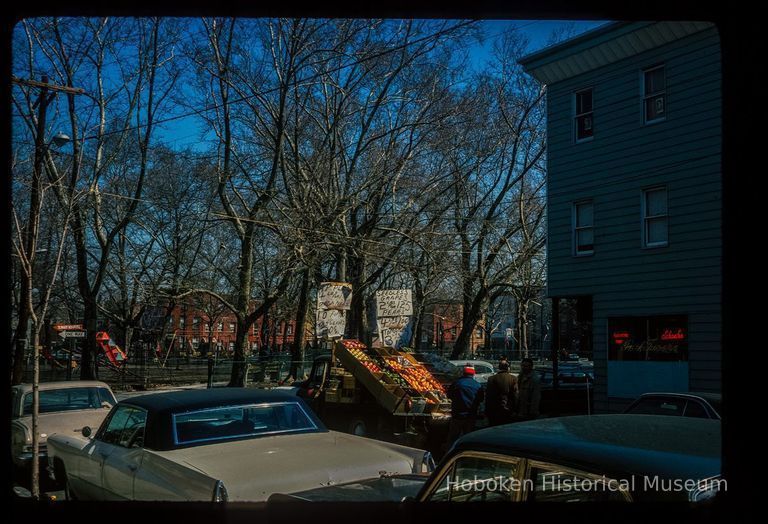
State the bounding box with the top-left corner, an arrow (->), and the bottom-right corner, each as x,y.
612,331 -> 630,345
661,329 -> 686,341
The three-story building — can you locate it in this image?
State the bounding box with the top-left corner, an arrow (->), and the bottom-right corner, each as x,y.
520,21 -> 721,412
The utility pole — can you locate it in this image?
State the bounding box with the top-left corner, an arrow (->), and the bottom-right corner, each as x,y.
12,75 -> 84,500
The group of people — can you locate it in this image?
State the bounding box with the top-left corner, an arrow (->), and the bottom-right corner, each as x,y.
445,357 -> 541,448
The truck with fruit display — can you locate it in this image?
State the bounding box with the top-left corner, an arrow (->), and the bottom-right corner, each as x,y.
296,339 -> 452,457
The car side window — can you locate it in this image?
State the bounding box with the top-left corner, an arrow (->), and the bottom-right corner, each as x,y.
424,454 -> 520,502
99,405 -> 146,447
628,397 -> 685,416
683,400 -> 709,419
527,464 -> 630,502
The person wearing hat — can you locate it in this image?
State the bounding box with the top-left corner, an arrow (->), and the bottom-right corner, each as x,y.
485,359 -> 518,427
445,365 -> 485,449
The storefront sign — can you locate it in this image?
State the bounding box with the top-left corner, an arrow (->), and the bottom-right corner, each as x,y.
608,315 -> 688,361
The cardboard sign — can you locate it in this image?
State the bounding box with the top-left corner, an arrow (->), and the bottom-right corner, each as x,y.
316,309 -> 346,339
375,289 -> 413,317
317,282 -> 353,311
377,316 -> 412,349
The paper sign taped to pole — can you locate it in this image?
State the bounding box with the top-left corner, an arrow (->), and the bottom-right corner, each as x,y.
375,289 -> 413,317
317,282 -> 353,311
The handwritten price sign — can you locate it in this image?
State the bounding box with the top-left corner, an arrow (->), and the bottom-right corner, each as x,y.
316,309 -> 346,339
317,282 -> 353,311
375,289 -> 413,317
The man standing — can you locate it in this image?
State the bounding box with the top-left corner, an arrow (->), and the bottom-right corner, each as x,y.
485,359 -> 517,426
445,366 -> 485,448
516,357 -> 542,420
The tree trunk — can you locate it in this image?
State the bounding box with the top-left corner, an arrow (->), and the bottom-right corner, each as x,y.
228,317 -> 250,386
290,268 -> 310,378
11,302 -> 30,385
346,252 -> 366,340
411,279 -> 425,350
80,300 -> 99,380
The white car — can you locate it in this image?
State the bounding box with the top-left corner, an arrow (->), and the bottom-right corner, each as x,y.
47,388 -> 434,501
448,360 -> 496,384
11,381 -> 116,474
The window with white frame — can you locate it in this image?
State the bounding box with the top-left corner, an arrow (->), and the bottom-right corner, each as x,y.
573,201 -> 594,255
229,322 -> 235,332
287,325 -> 293,336
642,187 -> 668,247
574,88 -> 593,141
643,65 -> 666,124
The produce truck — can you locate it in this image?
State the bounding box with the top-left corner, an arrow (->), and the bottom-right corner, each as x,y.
296,339 -> 452,457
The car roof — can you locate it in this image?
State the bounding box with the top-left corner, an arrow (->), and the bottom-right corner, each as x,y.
122,387 -> 305,414
13,381 -> 111,394
119,388 -> 326,451
639,391 -> 721,403
452,414 -> 720,480
448,360 -> 494,368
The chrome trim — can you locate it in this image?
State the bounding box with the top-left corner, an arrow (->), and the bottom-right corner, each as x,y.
172,401 -> 319,446
213,480 -> 228,502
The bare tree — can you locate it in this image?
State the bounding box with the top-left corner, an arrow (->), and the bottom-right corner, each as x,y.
446,29 -> 547,358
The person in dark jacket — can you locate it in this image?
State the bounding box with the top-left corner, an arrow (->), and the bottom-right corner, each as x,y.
516,357 -> 542,420
445,366 -> 485,448
485,359 -> 518,427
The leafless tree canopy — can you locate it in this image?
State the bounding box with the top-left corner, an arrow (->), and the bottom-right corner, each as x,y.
12,17 -> 551,384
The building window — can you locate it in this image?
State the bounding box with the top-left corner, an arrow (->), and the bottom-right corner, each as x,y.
643,65 -> 666,124
179,317 -> 185,329
229,322 -> 235,332
287,325 -> 293,336
574,88 -> 593,142
573,201 -> 594,256
191,338 -> 199,349
642,187 -> 668,247
192,317 -> 200,328
476,328 -> 483,339
451,327 -> 457,337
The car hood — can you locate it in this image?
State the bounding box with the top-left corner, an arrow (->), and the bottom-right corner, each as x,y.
158,430 -> 422,501
13,409 -> 111,444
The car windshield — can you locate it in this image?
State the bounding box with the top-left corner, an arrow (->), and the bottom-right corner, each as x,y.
23,387 -> 115,415
173,401 -> 318,445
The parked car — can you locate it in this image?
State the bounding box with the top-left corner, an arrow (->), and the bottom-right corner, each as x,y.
11,381 -> 116,482
46,388 -> 434,501
448,360 -> 496,384
535,366 -> 594,415
623,392 -> 721,420
411,414 -> 722,502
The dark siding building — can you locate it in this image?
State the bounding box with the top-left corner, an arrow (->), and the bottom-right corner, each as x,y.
520,22 -> 721,412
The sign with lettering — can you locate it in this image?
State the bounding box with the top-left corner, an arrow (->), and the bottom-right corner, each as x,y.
375,289 -> 413,317
316,309 -> 346,339
317,282 -> 353,311
58,330 -> 86,339
53,323 -> 84,331
608,315 -> 688,361
377,316 -> 413,349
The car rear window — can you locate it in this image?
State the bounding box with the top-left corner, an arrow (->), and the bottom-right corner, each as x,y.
626,397 -> 686,416
23,387 -> 115,415
173,401 -> 318,445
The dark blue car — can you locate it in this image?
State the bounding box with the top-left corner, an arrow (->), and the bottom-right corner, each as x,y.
414,414 -> 722,502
